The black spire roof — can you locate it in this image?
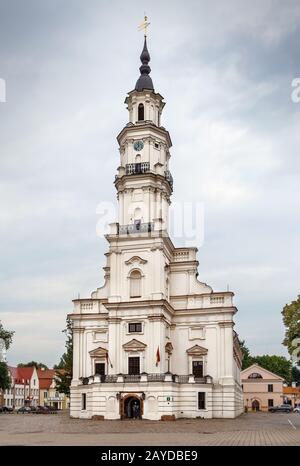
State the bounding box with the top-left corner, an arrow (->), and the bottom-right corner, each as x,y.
135,37 -> 154,92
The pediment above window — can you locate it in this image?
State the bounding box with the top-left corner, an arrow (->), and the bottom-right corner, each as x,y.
125,256 -> 147,266
186,344 -> 208,356
89,346 -> 108,358
123,338 -> 147,351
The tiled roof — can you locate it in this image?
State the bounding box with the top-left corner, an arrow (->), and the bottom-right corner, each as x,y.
283,386 -> 300,394
8,366 -> 35,384
37,369 -> 56,390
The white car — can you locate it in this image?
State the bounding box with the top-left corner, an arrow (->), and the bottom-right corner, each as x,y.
293,407 -> 300,413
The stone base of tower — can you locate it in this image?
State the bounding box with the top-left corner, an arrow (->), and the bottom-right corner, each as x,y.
70,379 -> 243,420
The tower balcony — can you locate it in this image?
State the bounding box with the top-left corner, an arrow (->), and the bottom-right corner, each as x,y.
126,162 -> 150,175
80,373 -> 213,385
118,221 -> 154,235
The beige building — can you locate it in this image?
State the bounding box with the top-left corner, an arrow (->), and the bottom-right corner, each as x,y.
241,364 -> 283,412
38,369 -> 69,409
283,384 -> 300,408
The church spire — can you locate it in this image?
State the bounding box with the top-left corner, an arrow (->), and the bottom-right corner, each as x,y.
135,17 -> 154,92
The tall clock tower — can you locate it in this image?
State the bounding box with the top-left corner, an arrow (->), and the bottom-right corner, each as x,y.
69,30 -> 243,421
115,37 -> 172,233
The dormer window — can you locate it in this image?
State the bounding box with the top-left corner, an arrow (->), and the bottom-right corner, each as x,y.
248,373 -> 262,379
138,103 -> 144,121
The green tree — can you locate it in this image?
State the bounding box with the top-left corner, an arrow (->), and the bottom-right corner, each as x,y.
0,322 -> 14,350
0,362 -> 11,391
239,340 -> 254,370
0,322 -> 14,401
18,361 -> 48,370
282,295 -> 300,355
292,366 -> 300,386
54,317 -> 73,396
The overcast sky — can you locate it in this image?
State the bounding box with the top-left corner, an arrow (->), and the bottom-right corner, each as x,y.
1,0 -> 300,367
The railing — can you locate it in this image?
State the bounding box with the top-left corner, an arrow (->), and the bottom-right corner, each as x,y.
147,373 -> 166,382
195,377 -> 206,384
126,162 -> 150,175
119,222 -> 154,235
210,296 -> 225,305
123,374 -> 141,382
84,374 -> 210,384
177,375 -> 189,383
173,251 -> 189,262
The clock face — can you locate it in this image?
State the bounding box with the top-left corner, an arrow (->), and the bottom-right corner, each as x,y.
133,140 -> 144,151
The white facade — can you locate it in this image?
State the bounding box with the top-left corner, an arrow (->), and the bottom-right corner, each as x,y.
70,38 -> 243,420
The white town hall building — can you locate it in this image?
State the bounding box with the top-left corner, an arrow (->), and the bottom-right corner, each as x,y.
69,33 -> 243,420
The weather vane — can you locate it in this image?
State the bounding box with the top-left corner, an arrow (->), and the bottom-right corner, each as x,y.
138,14 -> 150,37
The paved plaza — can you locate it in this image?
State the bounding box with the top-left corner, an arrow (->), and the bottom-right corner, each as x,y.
0,411 -> 300,446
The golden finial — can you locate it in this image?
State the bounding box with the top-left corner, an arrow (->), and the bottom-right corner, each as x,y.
138,14 -> 150,37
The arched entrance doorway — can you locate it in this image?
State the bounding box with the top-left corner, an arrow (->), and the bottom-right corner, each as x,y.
120,395 -> 143,419
125,396 -> 141,419
252,400 -> 260,412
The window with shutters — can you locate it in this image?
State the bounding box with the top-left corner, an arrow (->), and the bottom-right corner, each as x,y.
128,322 -> 142,333
128,357 -> 140,375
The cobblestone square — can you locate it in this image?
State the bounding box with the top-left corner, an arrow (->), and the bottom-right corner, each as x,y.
0,411 -> 300,446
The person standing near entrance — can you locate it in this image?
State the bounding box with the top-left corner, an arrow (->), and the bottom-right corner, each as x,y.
132,401 -> 140,419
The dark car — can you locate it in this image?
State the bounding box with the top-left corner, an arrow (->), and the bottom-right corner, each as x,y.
34,406 -> 54,414
268,404 -> 293,413
0,406 -> 13,413
17,406 -> 31,414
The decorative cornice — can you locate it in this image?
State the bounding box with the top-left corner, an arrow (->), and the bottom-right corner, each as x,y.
123,338 -> 147,352
89,346 -> 108,358
125,256 -> 147,266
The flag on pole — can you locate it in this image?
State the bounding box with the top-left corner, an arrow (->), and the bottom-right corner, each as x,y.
156,347 -> 161,366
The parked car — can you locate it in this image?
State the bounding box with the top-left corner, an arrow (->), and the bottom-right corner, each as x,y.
268,404 -> 293,413
17,406 -> 31,414
0,406 -> 13,413
34,405 -> 56,414
293,406 -> 300,413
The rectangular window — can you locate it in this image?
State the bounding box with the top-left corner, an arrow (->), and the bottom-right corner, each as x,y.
192,361 -> 203,378
44,392 -> 48,399
128,323 -> 142,333
95,363 -> 105,375
82,393 -> 86,411
268,399 -> 274,407
128,357 -> 140,375
268,384 -> 273,392
198,392 -> 206,410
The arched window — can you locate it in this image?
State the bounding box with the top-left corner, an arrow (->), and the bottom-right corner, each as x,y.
138,103 -> 144,121
248,373 -> 263,379
130,270 -> 142,298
